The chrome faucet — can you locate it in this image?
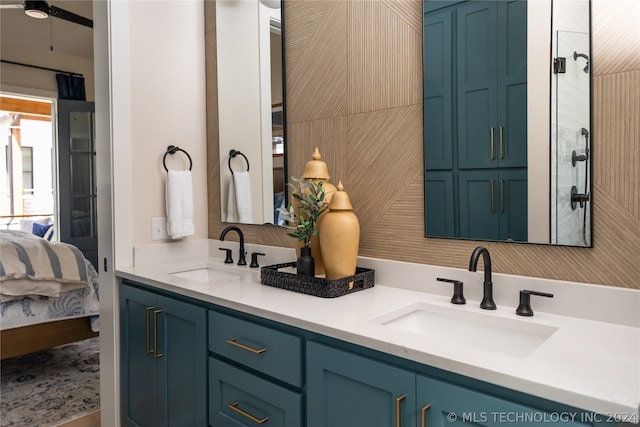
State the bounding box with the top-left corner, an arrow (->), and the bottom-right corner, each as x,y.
219,226 -> 246,266
468,246 -> 496,310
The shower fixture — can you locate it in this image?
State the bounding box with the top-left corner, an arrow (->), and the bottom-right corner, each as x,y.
573,51 -> 589,73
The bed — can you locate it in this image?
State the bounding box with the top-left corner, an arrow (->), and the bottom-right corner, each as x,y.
0,230 -> 99,360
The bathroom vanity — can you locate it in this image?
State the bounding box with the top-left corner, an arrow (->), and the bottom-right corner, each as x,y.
116,241 -> 639,427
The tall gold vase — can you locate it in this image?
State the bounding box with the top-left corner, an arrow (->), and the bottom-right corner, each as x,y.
319,182 -> 360,281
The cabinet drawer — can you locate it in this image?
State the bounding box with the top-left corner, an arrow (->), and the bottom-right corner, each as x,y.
209,358 -> 303,427
209,311 -> 303,387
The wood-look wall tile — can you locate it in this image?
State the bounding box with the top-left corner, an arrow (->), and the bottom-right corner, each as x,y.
592,0 -> 640,76
346,105 -> 423,236
348,0 -> 422,115
287,116 -> 348,185
285,1 -> 348,123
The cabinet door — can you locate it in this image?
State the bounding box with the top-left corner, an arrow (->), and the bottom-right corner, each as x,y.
424,8 -> 454,171
425,171 -> 456,237
418,375 -> 593,427
459,170 -> 499,240
120,284 -> 160,427
498,169 -> 527,241
307,341 -> 416,427
210,358 -> 303,427
497,0 -> 528,168
120,283 -> 207,427
457,1 -> 498,170
156,294 -> 207,427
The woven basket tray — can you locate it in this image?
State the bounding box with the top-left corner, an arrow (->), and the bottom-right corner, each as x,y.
260,262 -> 375,298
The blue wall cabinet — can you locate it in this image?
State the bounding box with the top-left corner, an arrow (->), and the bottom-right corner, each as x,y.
459,169 -> 527,240
418,375 -> 598,427
120,282 -> 207,427
209,358 -> 303,426
307,341 -> 416,427
424,0 -> 527,240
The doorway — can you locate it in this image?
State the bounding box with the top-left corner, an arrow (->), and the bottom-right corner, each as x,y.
0,93 -> 97,267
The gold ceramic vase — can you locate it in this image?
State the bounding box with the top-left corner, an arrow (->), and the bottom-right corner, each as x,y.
293,148 -> 336,275
319,182 -> 360,281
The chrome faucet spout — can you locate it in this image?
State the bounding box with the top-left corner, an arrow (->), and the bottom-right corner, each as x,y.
468,246 -> 496,310
220,226 -> 246,266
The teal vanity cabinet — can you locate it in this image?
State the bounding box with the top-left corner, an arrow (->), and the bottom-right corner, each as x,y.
120,281 -> 207,427
208,311 -> 304,426
308,341 -> 610,427
307,341 -> 417,427
424,0 -> 527,240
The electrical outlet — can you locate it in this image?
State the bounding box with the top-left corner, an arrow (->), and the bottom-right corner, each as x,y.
151,217 -> 169,240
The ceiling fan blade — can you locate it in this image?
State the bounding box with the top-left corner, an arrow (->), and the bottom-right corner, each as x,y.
49,4 -> 92,28
0,2 -> 24,9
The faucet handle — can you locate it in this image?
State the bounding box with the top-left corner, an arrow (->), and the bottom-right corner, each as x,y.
516,290 -> 553,317
250,252 -> 265,268
219,248 -> 233,264
437,277 -> 466,305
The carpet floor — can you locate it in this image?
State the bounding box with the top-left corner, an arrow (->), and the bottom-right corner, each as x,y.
0,337 -> 100,427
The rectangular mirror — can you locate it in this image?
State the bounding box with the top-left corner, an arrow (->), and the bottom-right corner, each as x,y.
423,0 -> 592,246
216,0 -> 286,225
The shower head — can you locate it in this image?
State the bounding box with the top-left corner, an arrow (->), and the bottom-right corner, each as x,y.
573,51 -> 590,73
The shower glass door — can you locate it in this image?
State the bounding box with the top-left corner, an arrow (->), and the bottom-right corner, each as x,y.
552,30 -> 591,246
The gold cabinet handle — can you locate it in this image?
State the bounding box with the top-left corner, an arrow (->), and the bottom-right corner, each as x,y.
153,309 -> 163,358
146,307 -> 155,354
420,403 -> 431,427
395,394 -> 406,427
491,179 -> 495,212
499,126 -> 504,159
228,401 -> 269,424
490,127 -> 495,160
500,179 -> 505,212
226,338 -> 266,354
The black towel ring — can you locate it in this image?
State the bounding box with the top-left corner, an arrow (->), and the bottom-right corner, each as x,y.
228,149 -> 250,174
163,145 -> 192,172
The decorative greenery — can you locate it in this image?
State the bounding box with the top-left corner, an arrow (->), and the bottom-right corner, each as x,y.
277,176 -> 328,248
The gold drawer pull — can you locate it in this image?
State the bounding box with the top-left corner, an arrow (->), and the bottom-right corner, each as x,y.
421,403 -> 431,427
146,307 -> 155,354
229,401 -> 269,424
490,127 -> 495,160
226,338 -> 266,354
395,394 -> 406,427
499,126 -> 504,159
153,309 -> 163,358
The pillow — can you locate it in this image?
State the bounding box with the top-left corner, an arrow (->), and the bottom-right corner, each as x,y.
20,217 -> 53,234
32,223 -> 54,241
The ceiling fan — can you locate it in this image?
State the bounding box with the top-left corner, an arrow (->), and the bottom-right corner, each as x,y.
0,0 -> 92,28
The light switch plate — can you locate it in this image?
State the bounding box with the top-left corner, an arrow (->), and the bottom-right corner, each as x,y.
151,217 -> 169,240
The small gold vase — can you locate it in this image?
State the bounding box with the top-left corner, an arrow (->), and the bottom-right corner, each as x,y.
293,148 -> 336,275
319,182 -> 360,282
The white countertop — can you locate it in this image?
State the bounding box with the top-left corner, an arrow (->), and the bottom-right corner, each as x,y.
117,244 -> 640,424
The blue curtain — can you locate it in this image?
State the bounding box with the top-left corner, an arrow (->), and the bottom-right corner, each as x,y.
56,73 -> 86,101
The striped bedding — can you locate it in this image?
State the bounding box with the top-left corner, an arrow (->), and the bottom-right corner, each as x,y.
0,230 -> 90,299
0,230 -> 99,331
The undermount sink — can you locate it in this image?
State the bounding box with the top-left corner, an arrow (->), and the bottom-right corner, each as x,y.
370,302 -> 558,358
170,266 -> 243,283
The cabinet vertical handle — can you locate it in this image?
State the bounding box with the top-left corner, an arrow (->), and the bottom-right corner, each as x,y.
145,307 -> 155,354
395,394 -> 406,427
153,309 -> 163,358
491,179 -> 495,212
500,179 -> 505,212
490,128 -> 495,160
420,403 -> 431,427
228,401 -> 269,424
499,126 -> 504,159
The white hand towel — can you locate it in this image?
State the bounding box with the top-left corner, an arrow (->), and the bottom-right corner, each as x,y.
225,172 -> 253,224
166,170 -> 195,239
